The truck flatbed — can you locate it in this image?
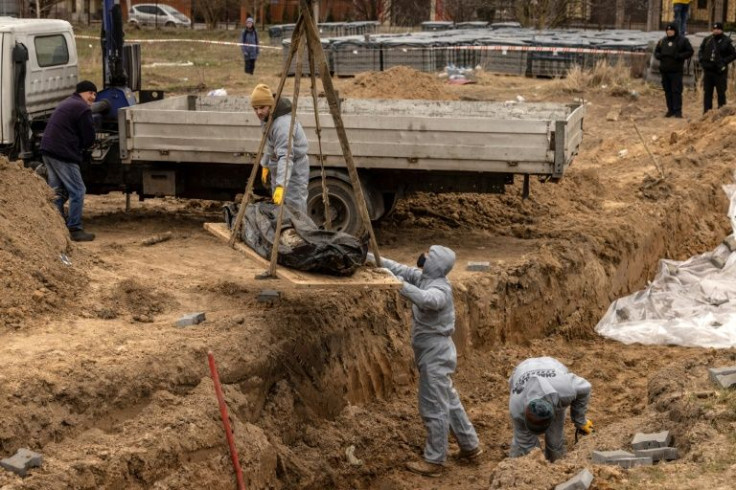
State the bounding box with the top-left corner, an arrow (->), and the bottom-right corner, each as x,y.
121,95 -> 584,179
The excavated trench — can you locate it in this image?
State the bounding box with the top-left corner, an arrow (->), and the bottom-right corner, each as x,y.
1,135 -> 734,488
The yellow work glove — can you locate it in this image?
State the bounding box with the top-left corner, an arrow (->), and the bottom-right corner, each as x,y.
261,167 -> 269,187
273,186 -> 284,205
576,419 -> 594,435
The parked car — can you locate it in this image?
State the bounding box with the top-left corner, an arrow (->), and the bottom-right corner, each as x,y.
128,3 -> 191,28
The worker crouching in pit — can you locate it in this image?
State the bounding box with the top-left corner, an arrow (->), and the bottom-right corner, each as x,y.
509,357 -> 593,462
368,245 -> 482,477
250,83 -> 309,214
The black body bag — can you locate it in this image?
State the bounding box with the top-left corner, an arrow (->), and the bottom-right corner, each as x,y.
224,202 -> 367,276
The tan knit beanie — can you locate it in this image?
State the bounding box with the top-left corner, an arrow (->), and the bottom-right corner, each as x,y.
250,84 -> 275,107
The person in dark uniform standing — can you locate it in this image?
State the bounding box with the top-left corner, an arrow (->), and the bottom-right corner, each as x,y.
698,22 -> 736,113
654,23 -> 694,118
40,80 -> 98,242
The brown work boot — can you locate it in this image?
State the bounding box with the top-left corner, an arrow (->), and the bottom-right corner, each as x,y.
405,460 -> 444,477
451,445 -> 483,462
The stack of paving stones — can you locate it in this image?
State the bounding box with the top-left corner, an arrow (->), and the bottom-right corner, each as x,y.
332,38 -> 381,76
631,431 -> 678,462
268,23 -> 297,46
709,365 -> 736,389
282,37 -> 334,76
269,20 -> 378,46
592,430 -> 678,468
279,24 -> 667,78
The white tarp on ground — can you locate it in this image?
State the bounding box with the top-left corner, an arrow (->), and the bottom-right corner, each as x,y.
595,184 -> 736,348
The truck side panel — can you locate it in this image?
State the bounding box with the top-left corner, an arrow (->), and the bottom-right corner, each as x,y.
121,96 -> 583,177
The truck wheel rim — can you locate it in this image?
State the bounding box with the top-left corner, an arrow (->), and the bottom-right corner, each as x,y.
308,194 -> 351,232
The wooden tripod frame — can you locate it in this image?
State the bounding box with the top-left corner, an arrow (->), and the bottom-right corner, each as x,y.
228,0 -> 383,278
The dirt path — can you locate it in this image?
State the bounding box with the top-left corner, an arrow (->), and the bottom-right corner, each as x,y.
3,69 -> 736,489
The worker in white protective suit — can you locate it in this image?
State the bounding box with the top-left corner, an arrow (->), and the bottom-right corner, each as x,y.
250,83 -> 309,214
368,245 -> 481,477
508,357 -> 593,462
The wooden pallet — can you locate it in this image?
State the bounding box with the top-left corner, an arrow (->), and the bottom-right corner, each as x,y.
204,222 -> 402,289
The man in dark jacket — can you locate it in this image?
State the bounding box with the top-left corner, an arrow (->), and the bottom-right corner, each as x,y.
698,22 -> 736,113
40,80 -> 97,242
655,23 -> 694,118
240,17 -> 259,75
368,246 -> 481,477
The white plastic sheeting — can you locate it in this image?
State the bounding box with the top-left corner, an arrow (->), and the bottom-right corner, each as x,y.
595,184 -> 736,348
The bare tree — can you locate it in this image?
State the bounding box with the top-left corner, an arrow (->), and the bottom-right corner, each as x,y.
442,0 -> 490,22
353,0 -> 382,20
198,0 -> 227,29
515,0 -> 579,29
389,0 -> 428,25
23,0 -> 64,18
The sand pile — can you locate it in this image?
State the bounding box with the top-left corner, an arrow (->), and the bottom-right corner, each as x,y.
0,156 -> 84,328
342,66 -> 457,100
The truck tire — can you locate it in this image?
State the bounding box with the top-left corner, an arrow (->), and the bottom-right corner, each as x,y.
307,177 -> 362,236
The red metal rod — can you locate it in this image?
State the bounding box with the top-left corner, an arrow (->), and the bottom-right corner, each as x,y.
208,351 -> 246,490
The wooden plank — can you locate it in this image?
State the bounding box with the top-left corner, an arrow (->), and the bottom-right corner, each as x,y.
203,222 -> 402,289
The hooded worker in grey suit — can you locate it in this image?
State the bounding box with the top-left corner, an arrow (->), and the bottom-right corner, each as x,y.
369,245 -> 481,477
250,83 -> 309,214
509,357 -> 593,462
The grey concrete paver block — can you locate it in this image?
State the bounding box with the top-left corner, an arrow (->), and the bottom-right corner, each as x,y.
592,450 -> 634,464
175,312 -> 206,327
723,235 -> 736,252
715,373 -> 736,389
0,448 -> 43,477
633,447 -> 678,461
708,366 -> 736,383
711,255 -> 726,269
631,431 -> 671,450
257,289 -> 281,303
466,261 -> 491,272
615,457 -> 653,468
554,468 -> 594,490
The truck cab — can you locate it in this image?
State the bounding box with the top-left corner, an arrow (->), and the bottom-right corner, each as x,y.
0,17 -> 77,154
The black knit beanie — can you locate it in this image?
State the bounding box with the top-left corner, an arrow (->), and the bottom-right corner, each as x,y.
75,80 -> 98,94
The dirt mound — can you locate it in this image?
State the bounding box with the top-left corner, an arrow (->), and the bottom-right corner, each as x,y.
668,108 -> 736,156
342,66 -> 457,100
95,278 -> 177,322
0,157 -> 85,328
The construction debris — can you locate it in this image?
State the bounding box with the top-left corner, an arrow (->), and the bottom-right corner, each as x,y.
0,448 -> 43,477
175,312 -> 206,328
141,231 -> 173,246
554,468 -> 594,490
